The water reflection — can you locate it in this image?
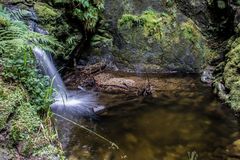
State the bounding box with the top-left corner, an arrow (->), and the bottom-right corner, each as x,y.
55,75 -> 239,160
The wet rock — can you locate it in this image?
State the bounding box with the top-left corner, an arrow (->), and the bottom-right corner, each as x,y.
80,0 -> 207,73
93,105 -> 106,115
201,66 -> 215,84
215,82 -> 229,101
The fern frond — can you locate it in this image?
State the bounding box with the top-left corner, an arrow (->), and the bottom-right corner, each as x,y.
0,7 -> 62,55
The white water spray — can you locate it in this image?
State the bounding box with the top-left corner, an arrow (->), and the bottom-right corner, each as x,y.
33,47 -> 105,117
33,47 -> 67,95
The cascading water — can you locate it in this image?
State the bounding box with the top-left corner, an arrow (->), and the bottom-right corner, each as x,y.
33,47 -> 105,117
24,9 -> 105,118
33,47 -> 67,95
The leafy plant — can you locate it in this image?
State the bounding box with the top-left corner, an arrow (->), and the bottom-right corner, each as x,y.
0,6 -> 65,157
54,0 -> 104,31
0,6 -> 60,110
74,0 -> 104,30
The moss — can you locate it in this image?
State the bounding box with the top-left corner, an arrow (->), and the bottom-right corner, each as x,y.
34,2 -> 61,23
118,9 -> 204,47
8,97 -> 63,157
180,20 -> 202,44
215,38 -> 240,112
0,80 -> 24,130
118,10 -> 175,41
220,38 -> 240,110
204,49 -> 219,64
0,16 -> 10,27
117,8 -> 207,72
10,103 -> 41,142
0,80 -> 63,158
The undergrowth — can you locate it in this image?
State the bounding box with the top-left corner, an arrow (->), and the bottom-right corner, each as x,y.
0,5 -> 64,158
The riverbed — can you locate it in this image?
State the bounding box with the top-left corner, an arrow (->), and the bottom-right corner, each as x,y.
56,74 -> 239,160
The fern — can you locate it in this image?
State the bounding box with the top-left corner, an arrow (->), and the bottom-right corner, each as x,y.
62,0 -> 104,31
0,10 -> 60,55
0,7 -> 60,109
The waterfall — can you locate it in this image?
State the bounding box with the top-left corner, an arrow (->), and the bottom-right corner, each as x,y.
8,5 -> 106,117
33,46 -> 105,117
33,47 -> 67,95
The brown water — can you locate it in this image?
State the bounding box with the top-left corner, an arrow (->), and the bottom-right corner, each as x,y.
56,75 -> 239,160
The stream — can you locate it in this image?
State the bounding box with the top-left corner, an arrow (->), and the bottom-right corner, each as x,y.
55,74 -> 239,160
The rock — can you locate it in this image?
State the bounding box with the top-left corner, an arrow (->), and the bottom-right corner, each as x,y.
81,0 -> 208,73
93,105 -> 106,115
0,148 -> 15,160
17,141 -> 33,157
201,66 -> 215,84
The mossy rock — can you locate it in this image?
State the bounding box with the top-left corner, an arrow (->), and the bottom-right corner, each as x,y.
8,98 -> 63,158
222,38 -> 240,110
82,0 -> 208,73
0,80 -> 63,158
0,80 -> 24,130
34,2 -> 61,23
116,9 -> 207,72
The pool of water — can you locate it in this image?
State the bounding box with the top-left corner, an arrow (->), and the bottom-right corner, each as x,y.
56,75 -> 239,160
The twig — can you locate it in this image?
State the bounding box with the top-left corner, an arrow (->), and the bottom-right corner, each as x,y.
53,113 -> 119,150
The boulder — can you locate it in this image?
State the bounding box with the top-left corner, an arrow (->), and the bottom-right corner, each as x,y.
81,0 -> 208,73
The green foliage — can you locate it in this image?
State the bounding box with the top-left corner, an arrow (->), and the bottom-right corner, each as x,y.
0,80 -> 25,130
2,55 -> 51,109
118,10 -> 177,41
54,0 -> 104,31
34,2 -> 61,23
180,21 -> 202,44
65,34 -> 82,54
10,103 -> 41,142
0,7 -> 64,158
0,7 -> 60,110
117,9 -> 207,72
222,38 -> 240,110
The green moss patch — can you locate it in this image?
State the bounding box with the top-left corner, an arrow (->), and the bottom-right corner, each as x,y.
34,2 -> 60,23
0,79 -> 63,158
117,8 -> 208,72
222,38 -> 240,110
0,80 -> 24,130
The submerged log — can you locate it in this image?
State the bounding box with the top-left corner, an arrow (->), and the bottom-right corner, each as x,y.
94,73 -> 153,96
